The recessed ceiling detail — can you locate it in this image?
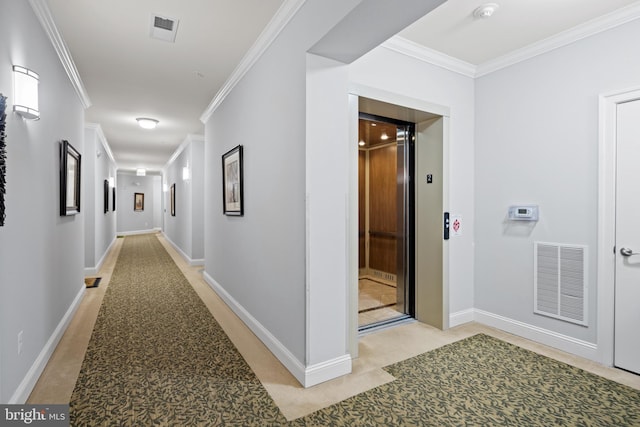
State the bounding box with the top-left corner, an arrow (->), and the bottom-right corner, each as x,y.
150,14 -> 179,43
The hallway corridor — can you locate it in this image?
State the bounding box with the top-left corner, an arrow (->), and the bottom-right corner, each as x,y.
27,234 -> 640,424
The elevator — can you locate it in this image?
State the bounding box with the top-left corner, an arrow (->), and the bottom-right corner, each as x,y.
358,114 -> 415,330
354,95 -> 447,337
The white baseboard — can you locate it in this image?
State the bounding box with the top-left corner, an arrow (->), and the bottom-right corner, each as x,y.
9,284 -> 86,404
203,272 -> 352,387
84,235 -> 117,276
449,308 -> 475,328
474,309 -> 598,361
161,232 -> 204,266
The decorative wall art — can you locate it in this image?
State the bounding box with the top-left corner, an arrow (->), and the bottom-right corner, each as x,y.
112,187 -> 116,211
60,140 -> 81,216
0,94 -> 7,226
170,183 -> 176,216
134,192 -> 144,212
103,179 -> 109,213
222,145 -> 243,216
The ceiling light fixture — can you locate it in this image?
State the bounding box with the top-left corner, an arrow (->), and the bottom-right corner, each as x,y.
380,131 -> 389,140
473,3 -> 499,19
136,117 -> 159,129
358,140 -> 365,146
136,168 -> 146,176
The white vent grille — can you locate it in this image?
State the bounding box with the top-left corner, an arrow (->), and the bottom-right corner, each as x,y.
150,14 -> 179,43
534,242 -> 587,325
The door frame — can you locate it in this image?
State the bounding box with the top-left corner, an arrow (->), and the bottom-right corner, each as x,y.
597,86 -> 640,367
348,84 -> 450,357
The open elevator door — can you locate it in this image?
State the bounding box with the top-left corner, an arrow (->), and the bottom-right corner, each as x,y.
357,113 -> 415,331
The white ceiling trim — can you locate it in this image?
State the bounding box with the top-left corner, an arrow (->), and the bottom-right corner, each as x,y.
476,1 -> 640,77
386,2 -> 640,79
86,123 -> 116,165
382,37 -> 476,78
28,0 -> 92,109
163,134 -> 205,173
200,0 -> 307,123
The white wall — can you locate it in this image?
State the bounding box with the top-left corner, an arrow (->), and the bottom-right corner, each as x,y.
474,18 -> 640,345
0,0 -> 85,403
84,124 -> 117,274
163,135 -> 204,264
116,172 -> 161,234
349,46 -> 476,319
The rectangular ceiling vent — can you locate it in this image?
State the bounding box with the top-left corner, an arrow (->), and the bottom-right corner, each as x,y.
150,14 -> 179,43
534,242 -> 588,326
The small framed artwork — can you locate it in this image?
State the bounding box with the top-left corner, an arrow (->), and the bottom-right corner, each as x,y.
222,145 -> 243,216
112,187 -> 116,211
60,140 -> 81,216
103,179 -> 109,213
170,183 -> 176,216
134,192 -> 144,212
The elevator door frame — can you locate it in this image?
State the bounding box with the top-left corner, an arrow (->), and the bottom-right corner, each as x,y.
348,89 -> 450,358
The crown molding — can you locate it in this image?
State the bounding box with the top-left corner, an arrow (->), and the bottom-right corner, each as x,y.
200,0 -> 307,123
384,3 -> 640,79
382,36 -> 476,78
29,0 -> 92,109
85,123 -> 116,165
476,2 -> 640,77
163,134 -> 204,172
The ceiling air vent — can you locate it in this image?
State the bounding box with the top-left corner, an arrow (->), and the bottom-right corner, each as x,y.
150,14 -> 179,43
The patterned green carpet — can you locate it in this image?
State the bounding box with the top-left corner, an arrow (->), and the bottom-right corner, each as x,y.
70,234 -> 286,425
70,234 -> 640,426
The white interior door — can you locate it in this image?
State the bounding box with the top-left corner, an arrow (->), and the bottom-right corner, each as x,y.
614,99 -> 640,374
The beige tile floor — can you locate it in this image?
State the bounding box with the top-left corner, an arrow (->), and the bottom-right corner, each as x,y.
28,234 -> 640,421
358,278 -> 403,326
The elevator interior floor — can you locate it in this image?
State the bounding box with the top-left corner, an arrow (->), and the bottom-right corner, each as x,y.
358,278 -> 403,326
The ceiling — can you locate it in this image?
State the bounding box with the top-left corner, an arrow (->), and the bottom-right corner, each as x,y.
44,0 -> 640,173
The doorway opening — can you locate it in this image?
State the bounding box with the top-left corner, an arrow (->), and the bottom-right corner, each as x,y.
357,114 -> 415,331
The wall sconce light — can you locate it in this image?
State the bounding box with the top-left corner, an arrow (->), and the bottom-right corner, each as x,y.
136,168 -> 146,176
13,65 -> 40,120
108,177 -> 115,188
136,117 -> 159,129
163,183 -> 168,192
182,166 -> 190,181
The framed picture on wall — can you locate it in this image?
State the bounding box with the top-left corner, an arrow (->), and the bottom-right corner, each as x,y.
112,187 -> 116,211
170,183 -> 176,216
222,145 -> 243,216
60,140 -> 81,216
134,192 -> 144,212
103,179 -> 109,213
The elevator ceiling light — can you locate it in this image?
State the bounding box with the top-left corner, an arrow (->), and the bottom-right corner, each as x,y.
136,117 -> 159,129
358,140 -> 365,146
380,131 -> 389,140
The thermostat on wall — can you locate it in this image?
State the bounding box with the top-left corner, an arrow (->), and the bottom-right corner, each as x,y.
508,205 -> 539,221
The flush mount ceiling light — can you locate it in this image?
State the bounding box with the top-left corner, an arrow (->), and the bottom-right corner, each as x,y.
136,117 -> 159,129
12,65 -> 40,120
473,3 -> 499,19
136,168 -> 146,176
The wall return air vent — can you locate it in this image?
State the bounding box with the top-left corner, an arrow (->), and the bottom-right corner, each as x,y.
534,242 -> 588,326
150,14 -> 179,43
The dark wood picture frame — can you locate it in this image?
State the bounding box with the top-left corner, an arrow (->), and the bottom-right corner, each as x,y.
170,183 -> 176,216
222,145 -> 243,216
60,140 -> 81,216
103,179 -> 109,213
134,192 -> 144,212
